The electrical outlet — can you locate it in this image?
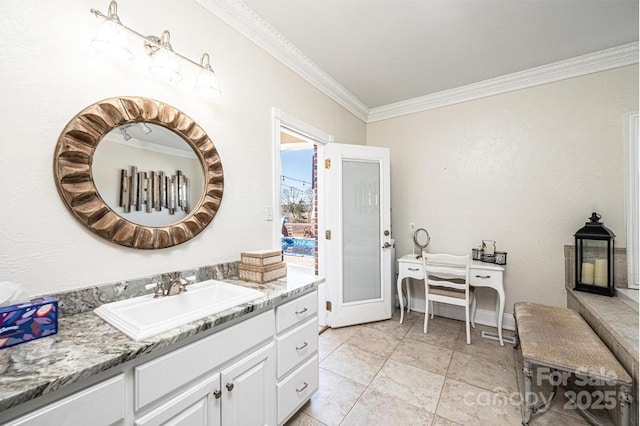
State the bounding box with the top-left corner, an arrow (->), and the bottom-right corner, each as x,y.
265,206 -> 273,221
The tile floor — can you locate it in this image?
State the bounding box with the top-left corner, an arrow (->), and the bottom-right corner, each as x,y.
287,310 -> 615,426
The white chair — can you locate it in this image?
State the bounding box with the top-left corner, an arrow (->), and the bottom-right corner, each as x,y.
422,252 -> 476,344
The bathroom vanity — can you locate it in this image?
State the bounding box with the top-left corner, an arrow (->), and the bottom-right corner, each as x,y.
0,268 -> 320,426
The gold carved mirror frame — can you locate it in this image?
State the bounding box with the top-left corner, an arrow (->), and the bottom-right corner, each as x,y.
53,96 -> 224,249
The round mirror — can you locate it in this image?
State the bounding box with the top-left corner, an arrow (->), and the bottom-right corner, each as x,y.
53,97 -> 224,249
413,228 -> 431,251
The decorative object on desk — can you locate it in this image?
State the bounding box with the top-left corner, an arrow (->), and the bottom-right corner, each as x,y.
412,227 -> 430,258
481,240 -> 496,262
574,212 -> 615,296
482,240 -> 496,254
472,247 -> 483,261
494,251 -> 507,265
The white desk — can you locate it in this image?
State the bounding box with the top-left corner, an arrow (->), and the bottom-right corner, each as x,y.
397,254 -> 506,346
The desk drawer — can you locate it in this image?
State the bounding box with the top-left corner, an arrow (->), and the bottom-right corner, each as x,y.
470,270 -> 502,287
399,263 -> 424,280
277,317 -> 318,378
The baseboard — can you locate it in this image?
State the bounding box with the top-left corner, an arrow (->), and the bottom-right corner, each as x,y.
402,302 -> 516,331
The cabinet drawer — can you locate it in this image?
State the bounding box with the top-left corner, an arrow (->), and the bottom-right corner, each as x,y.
277,355 -> 318,425
276,291 -> 317,334
6,374 -> 125,426
470,270 -> 502,287
277,317 -> 318,378
135,309 -> 274,411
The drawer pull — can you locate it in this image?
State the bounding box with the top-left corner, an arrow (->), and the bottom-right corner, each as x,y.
296,341 -> 309,351
296,382 -> 309,393
226,383 -> 234,392
475,275 -> 491,279
295,307 -> 308,315
213,389 -> 222,399
408,268 -> 420,271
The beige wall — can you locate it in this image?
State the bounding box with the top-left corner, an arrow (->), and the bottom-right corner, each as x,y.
368,65 -> 639,312
0,0 -> 365,295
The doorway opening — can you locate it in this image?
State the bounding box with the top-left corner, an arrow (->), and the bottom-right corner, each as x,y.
272,109 -> 333,327
280,134 -> 317,271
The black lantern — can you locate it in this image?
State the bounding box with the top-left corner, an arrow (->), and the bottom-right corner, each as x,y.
574,212 -> 615,296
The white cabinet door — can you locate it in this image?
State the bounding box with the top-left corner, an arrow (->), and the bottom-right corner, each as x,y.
221,343 -> 275,426
135,373 -> 221,426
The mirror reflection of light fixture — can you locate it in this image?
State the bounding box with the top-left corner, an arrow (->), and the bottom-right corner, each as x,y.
120,124 -> 133,141
140,122 -> 152,134
90,1 -> 220,96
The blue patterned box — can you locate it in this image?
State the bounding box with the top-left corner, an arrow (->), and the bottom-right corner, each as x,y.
0,297 -> 58,349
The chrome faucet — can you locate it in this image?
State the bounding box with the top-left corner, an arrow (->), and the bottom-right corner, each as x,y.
166,277 -> 189,296
149,277 -> 192,298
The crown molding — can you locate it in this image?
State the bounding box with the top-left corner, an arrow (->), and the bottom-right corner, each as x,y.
194,0 -> 637,124
368,42 -> 639,123
196,0 -> 370,122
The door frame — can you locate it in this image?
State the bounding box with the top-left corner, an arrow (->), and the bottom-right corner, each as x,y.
272,108 -> 333,325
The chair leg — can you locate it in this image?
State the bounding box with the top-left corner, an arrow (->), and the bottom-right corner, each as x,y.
465,303 -> 471,345
471,295 -> 477,328
430,301 -> 434,319
424,295 -> 429,334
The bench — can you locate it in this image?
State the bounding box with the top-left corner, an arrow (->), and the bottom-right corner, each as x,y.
514,302 -> 633,426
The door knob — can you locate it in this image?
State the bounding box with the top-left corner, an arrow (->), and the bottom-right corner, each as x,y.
382,242 -> 391,249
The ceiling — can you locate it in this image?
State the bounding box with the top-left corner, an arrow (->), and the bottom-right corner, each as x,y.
242,0 -> 638,110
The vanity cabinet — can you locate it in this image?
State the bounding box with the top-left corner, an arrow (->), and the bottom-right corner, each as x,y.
134,310 -> 275,426
2,289 -> 319,426
135,343 -> 275,426
275,291 -> 319,425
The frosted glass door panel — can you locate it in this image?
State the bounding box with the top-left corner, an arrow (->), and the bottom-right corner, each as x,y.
342,160 -> 381,303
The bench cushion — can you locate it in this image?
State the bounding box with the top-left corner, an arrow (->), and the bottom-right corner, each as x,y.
514,302 -> 631,385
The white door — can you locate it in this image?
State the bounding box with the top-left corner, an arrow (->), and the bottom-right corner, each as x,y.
325,144 -> 392,328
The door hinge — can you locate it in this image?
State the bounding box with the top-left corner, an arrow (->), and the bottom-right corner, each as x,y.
325,158 -> 331,169
326,301 -> 332,311
325,230 -> 331,240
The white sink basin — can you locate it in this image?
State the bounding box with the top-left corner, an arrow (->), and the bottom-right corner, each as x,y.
94,280 -> 264,341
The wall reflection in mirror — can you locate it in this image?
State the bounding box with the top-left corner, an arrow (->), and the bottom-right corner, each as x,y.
93,123 -> 205,227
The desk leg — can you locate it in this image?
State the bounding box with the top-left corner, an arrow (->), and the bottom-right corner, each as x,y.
397,276 -> 405,324
495,287 -> 505,346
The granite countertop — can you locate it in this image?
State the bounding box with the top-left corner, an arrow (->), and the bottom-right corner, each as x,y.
0,267 -> 323,412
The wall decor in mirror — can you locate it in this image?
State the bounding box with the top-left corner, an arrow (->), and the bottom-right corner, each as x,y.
53,97 -> 223,249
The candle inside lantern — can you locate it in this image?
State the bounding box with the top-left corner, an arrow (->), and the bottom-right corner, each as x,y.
594,259 -> 608,287
581,262 -> 594,284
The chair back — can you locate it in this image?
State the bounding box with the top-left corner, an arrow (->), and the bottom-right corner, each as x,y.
422,253 -> 470,292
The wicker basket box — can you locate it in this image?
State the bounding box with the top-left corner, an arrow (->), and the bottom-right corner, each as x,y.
238,261 -> 287,284
240,249 -> 282,267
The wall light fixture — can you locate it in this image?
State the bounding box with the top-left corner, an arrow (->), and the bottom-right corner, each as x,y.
90,1 -> 221,95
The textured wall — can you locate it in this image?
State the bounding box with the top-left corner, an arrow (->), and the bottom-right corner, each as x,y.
368,65 -> 639,312
0,0 -> 365,295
